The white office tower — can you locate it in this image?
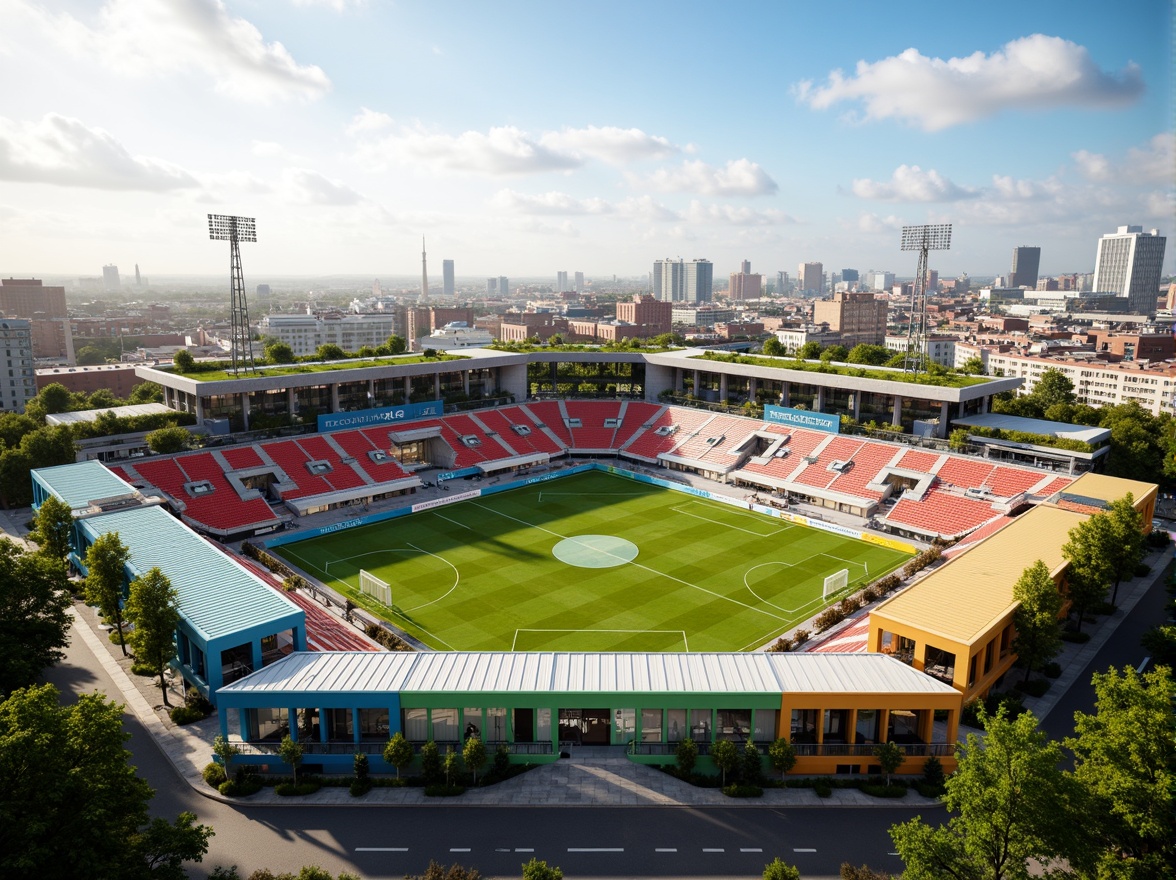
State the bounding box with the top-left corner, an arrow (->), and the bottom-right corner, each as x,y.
442,260 -> 455,296
498,276 -> 509,296
797,262 -> 823,295
652,258 -> 713,303
1092,226 -> 1167,314
556,271 -> 568,292
574,271 -> 584,292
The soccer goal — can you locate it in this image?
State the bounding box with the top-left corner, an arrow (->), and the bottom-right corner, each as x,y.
822,568 -> 850,602
359,569 -> 392,606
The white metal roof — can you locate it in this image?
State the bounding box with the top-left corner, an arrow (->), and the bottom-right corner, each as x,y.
218,650 -> 959,698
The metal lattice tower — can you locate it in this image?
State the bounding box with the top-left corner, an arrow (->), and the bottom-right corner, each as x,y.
900,223 -> 951,374
208,214 -> 257,375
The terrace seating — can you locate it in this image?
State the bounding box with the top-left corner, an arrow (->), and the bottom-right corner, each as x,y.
882,485 -> 1001,539
982,464 -> 1051,498
737,426 -> 829,481
613,402 -> 663,450
258,439 -> 336,499
330,429 -> 412,483
790,436 -> 867,493
564,400 -> 622,450
667,414 -> 748,462
522,401 -> 575,447
1035,476 -> 1075,497
222,446 -> 266,470
443,413 -> 521,461
893,449 -> 942,474
934,458 -> 997,492
129,453 -> 276,533
623,406 -> 713,461
298,435 -> 368,491
474,407 -> 560,457
824,441 -> 896,499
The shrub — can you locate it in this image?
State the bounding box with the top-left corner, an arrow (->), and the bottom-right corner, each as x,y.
1135,562 -> 1152,577
275,781 -> 321,796
109,629 -> 126,645
675,737 -> 698,775
349,779 -> 372,797
741,741 -> 763,785
723,783 -> 763,798
493,743 -> 511,776
918,755 -> 946,798
1147,529 -> 1170,549
860,585 -> 881,603
860,782 -> 907,798
219,778 -> 262,797
203,762 -> 227,788
420,741 -> 442,784
1062,630 -> 1091,644
1041,661 -> 1062,679
812,778 -> 833,798
814,607 -> 845,632
875,574 -> 902,594
1014,678 -> 1050,697
186,687 -> 213,715
839,596 -> 862,614
170,704 -> 205,725
131,660 -> 155,676
792,628 -> 810,645
363,623 -> 412,651
424,784 -> 466,797
768,637 -> 793,652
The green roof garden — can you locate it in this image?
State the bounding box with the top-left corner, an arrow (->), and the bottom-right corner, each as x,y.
161,352 -> 469,382
690,351 -> 994,388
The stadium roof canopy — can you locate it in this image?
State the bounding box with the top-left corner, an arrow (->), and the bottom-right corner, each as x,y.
220,650 -> 959,699
34,459 -> 140,510
950,412 -> 1110,445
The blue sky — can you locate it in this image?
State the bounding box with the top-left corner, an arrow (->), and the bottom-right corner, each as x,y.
0,0 -> 1171,281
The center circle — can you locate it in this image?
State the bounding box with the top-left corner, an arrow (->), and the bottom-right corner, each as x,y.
552,535 -> 639,569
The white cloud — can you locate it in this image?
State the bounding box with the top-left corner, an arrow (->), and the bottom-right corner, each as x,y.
289,0 -> 366,10
27,0 -> 330,103
856,212 -> 906,234
615,196 -> 680,222
352,124 -> 581,175
0,113 -> 199,191
795,34 -> 1143,131
281,168 -> 364,205
852,165 -> 979,202
489,189 -> 612,215
346,108 -> 394,135
989,174 -> 1063,200
685,201 -> 796,226
1073,132 -> 1173,184
635,159 -> 778,197
539,126 -> 677,164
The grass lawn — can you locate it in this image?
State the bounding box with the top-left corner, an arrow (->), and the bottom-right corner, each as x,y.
274,471 -> 911,652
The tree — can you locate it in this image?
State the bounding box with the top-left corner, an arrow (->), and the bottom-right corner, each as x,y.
711,738 -> 739,787
1062,513 -> 1116,633
1031,368 -> 1075,410
385,334 -> 407,355
462,735 -> 487,784
384,731 -> 414,778
0,539 -> 71,697
442,745 -> 458,786
846,343 -> 891,366
521,858 -> 562,880
1104,493 -> 1145,606
173,350 -> 196,372
84,531 -> 132,656
145,425 -> 191,455
761,857 -> 801,880
959,356 -> 985,376
213,734 -> 240,781
797,340 -> 823,360
316,343 -> 346,361
279,734 -> 304,785
1011,560 -> 1063,683
1065,665 -> 1176,876
820,344 -> 849,363
873,741 -> 904,786
0,446 -> 34,507
125,566 -> 181,706
29,495 -> 73,562
265,340 -> 296,364
420,740 -> 442,784
1100,402 -> 1167,480
761,336 -> 784,357
1140,624 -> 1176,667
948,427 -> 971,452
0,684 -> 213,879
31,382 -> 73,415
890,706 -> 1093,880
767,737 -> 796,779
741,740 -> 763,784
129,381 -> 165,404
840,865 -> 897,879
675,736 -> 698,775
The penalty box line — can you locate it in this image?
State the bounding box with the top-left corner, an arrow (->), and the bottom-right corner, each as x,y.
669,502 -> 793,538
512,628 -> 689,651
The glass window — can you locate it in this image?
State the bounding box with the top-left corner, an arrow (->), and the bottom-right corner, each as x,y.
403,707 -> 427,740
753,709 -> 778,742
432,708 -> 458,742
666,709 -> 687,742
325,708 -> 353,741
614,708 -> 635,742
486,707 -> 506,742
255,707 -> 287,741
790,709 -> 818,743
823,709 -> 850,743
536,708 -> 552,742
855,709 -> 880,744
359,708 -> 388,740
463,707 -> 482,740
717,709 -> 751,742
640,709 -> 662,742
690,709 -> 711,742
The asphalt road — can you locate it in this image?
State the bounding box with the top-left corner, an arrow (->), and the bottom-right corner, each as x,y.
44,623 -> 937,880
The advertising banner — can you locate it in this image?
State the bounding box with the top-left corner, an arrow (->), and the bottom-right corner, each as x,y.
764,404 -> 840,434
317,399 -> 443,432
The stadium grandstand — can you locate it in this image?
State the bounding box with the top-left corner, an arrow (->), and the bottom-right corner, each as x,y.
103,401 -> 1074,543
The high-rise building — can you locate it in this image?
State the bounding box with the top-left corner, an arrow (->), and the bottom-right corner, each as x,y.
0,278 -> 72,362
486,278 -> 498,295
556,271 -> 568,293
0,319 -> 34,413
841,269 -> 859,284
256,284 -> 271,299
134,264 -> 142,286
498,276 -> 509,296
728,259 -> 763,301
866,271 -> 895,292
1092,226 -> 1167,314
652,258 -> 713,304
924,269 -> 939,292
574,271 -> 584,292
442,260 -> 455,297
1010,246 -> 1041,289
102,264 -> 120,290
812,291 -> 889,347
797,262 -> 824,296
615,294 -> 672,336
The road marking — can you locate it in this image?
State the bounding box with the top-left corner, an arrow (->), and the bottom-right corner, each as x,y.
515,848 -> 534,853
703,848 -> 724,853
740,848 -> 763,853
1138,656 -> 1151,672
655,848 -> 677,853
495,848 -> 511,853
356,847 -> 407,852
568,848 -> 624,853
450,848 -> 470,853
794,848 -> 817,853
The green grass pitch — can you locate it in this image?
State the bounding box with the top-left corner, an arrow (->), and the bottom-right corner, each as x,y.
274,470 -> 912,652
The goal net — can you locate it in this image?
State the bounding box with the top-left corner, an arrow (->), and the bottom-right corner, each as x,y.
822,568 -> 849,602
359,569 -> 392,606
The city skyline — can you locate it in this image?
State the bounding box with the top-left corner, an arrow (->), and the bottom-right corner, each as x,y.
0,0 -> 1171,279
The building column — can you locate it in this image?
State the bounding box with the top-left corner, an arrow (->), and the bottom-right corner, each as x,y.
463,372 -> 469,394
251,640 -> 264,674
780,383 -> 790,406
938,401 -> 950,438
320,708 -> 329,745
240,392 -> 250,431
815,386 -> 826,412
287,707 -> 298,742
330,383 -> 341,412
852,392 -> 861,421
719,373 -> 728,402
287,388 -> 296,418
368,379 -> 376,406
404,376 -> 411,403
748,377 -> 757,402
433,373 -> 441,400
352,708 -> 361,745
981,396 -> 989,414
891,395 -> 903,427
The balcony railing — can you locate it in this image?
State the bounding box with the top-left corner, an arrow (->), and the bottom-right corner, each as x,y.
235,739 -> 554,757
789,742 -> 954,758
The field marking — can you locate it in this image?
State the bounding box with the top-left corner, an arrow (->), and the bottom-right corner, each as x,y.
741,561 -> 829,615
512,628 -> 688,651
470,502 -> 789,623
538,491 -> 646,503
669,502 -> 792,538
399,543 -> 462,613
432,511 -> 472,530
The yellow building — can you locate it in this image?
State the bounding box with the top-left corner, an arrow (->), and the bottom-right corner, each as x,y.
868,473 -> 1157,705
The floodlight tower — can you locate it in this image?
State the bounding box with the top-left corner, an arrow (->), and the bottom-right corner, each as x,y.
208,214 -> 257,375
900,223 -> 951,374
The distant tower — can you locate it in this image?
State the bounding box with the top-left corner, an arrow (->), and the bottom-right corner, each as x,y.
574,271 -> 584,292
102,264 -> 120,290
134,264 -> 141,286
498,276 -> 509,296
420,237 -> 429,299
442,259 -> 455,297
1092,226 -> 1167,313
207,214 -> 257,375
1010,246 -> 1041,289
